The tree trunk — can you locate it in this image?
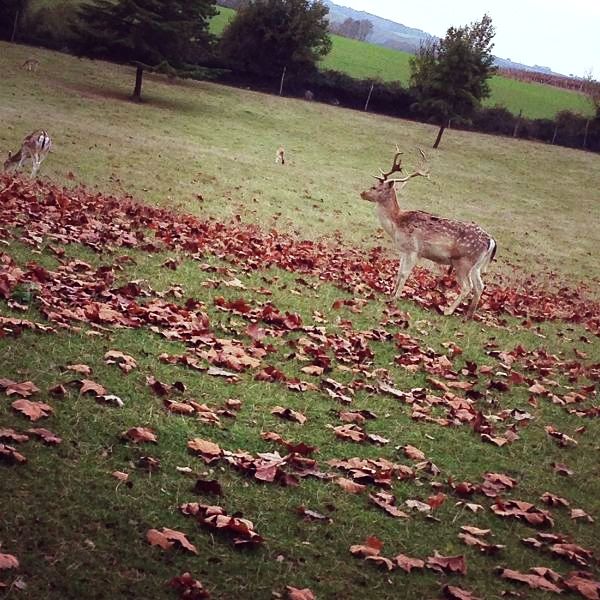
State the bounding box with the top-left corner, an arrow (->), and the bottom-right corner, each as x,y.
11,9 -> 19,42
433,121 -> 447,149
132,66 -> 144,101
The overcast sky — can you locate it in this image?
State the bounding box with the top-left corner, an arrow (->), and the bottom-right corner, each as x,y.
336,0 -> 600,78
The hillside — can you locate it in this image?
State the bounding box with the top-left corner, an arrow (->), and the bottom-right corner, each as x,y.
1,41 -> 599,600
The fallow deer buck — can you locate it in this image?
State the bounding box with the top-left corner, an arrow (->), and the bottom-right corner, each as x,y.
360,148 -> 496,319
3,130 -> 52,178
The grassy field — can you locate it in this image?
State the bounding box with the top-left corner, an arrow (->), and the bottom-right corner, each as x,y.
210,7 -> 593,120
1,42 -> 599,600
1,42 -> 599,285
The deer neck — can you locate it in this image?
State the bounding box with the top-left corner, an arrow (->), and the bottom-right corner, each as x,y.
376,191 -> 403,237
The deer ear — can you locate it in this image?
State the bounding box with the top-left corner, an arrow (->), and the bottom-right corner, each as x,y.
386,180 -> 395,188
7,151 -> 12,159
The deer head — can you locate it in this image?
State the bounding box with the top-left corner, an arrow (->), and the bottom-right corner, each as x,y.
360,148 -> 429,204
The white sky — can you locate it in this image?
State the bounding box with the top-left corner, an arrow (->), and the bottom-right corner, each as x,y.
335,0 -> 600,78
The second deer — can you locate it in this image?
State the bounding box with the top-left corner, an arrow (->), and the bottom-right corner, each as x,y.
3,130 -> 52,178
360,148 -> 496,319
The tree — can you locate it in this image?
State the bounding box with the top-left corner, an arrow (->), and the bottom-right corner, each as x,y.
75,0 -> 217,101
0,0 -> 27,41
330,17 -> 372,41
410,14 -> 496,148
219,0 -> 331,78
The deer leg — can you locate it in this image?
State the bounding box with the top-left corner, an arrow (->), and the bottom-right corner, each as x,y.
464,266 -> 484,319
393,252 -> 417,298
444,261 -> 472,316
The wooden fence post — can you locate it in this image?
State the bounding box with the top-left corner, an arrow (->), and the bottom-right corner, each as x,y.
364,82 -> 374,112
279,66 -> 286,97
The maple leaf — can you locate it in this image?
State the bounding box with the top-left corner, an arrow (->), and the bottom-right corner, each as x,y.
497,568 -> 563,593
169,572 -> 211,599
426,552 -> 467,575
187,438 -> 222,462
427,492 -> 447,510
403,445 -> 426,460
0,444 -> 27,464
112,471 -> 129,482
350,536 -> 383,558
285,586 -> 315,600
11,399 -> 53,421
458,533 -> 505,555
460,526 -> 491,537
335,477 -> 366,494
0,553 -> 19,570
405,499 -> 431,513
571,508 -> 594,523
442,585 -> 482,600
563,572 -> 600,600
79,379 -> 107,396
394,554 -> 425,573
369,492 -> 409,518
0,379 -> 39,397
146,528 -> 197,554
271,406 -> 307,425
66,364 -> 92,375
26,428 -> 62,445
104,350 -> 137,373
0,428 -> 29,443
121,427 -> 157,444
365,555 -> 396,570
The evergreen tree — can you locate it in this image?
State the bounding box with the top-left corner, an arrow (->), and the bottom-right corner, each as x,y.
410,14 -> 496,148
0,0 -> 27,41
76,0 -> 217,100
219,0 -> 331,78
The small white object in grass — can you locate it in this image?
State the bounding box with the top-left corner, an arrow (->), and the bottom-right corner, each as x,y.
176,466 -> 193,474
100,394 -> 124,408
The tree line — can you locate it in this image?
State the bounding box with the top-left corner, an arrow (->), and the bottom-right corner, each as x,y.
2,0 -> 599,151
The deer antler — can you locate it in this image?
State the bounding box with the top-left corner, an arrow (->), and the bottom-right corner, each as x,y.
387,148 -> 430,185
374,144 -> 404,181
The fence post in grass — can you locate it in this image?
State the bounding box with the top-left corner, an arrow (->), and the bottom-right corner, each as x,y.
551,122 -> 558,144
513,109 -> 522,138
279,65 -> 286,97
583,119 -> 590,149
364,82 -> 374,112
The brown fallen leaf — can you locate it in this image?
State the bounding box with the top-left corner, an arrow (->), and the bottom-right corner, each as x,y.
112,471 -> 129,482
169,572 -> 210,599
187,438 -> 222,462
271,406 -> 307,425
460,526 -> 491,537
121,427 -> 157,444
350,536 -> 383,558
0,553 -> 19,570
26,428 -> 62,445
0,379 -> 40,397
427,492 -> 447,510
497,567 -> 562,593
426,552 -> 467,575
563,571 -> 600,600
552,462 -> 574,476
296,506 -> 332,523
571,508 -> 594,523
394,554 -> 425,573
458,533 -> 505,555
540,492 -> 570,508
365,555 -> 395,570
146,528 -> 197,554
335,477 -> 366,494
11,399 -> 53,421
104,350 -> 137,373
0,444 -> 27,464
79,379 -> 107,397
403,444 -> 426,460
369,492 -> 409,518
285,586 -> 315,600
0,428 -> 29,443
443,585 -> 482,600
66,363 -> 92,375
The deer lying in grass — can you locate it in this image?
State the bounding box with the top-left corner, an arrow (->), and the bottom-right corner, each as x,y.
21,59 -> 40,72
3,130 -> 52,177
360,148 -> 496,319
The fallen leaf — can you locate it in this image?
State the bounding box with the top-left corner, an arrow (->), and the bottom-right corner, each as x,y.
335,477 -> 366,494
122,427 -> 157,444
443,585 -> 482,600
66,364 -> 92,375
0,444 -> 27,464
497,567 -> 562,593
26,428 -> 62,445
11,399 -> 53,421
394,554 -> 425,573
169,572 -> 210,599
146,528 -> 197,554
112,471 -> 129,482
350,536 -> 383,558
79,379 -> 107,396
426,552 -> 467,575
0,553 -> 19,570
0,379 -> 40,397
271,406 -> 307,425
403,445 -> 426,460
285,586 -> 315,600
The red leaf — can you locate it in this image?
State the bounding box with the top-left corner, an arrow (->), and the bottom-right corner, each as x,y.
394,554 -> 425,573
350,536 -> 383,558
285,586 -> 315,600
0,553 -> 19,570
426,552 -> 467,575
122,427 -> 157,444
11,399 -> 53,421
0,379 -> 39,397
497,568 -> 563,593
79,379 -> 107,396
26,428 -> 62,445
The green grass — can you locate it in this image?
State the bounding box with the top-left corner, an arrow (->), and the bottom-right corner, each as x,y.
22,2 -> 596,120
1,40 -> 600,600
1,42 -> 599,287
1,232 -> 599,599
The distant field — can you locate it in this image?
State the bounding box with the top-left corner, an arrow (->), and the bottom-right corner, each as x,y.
18,2 -> 597,120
